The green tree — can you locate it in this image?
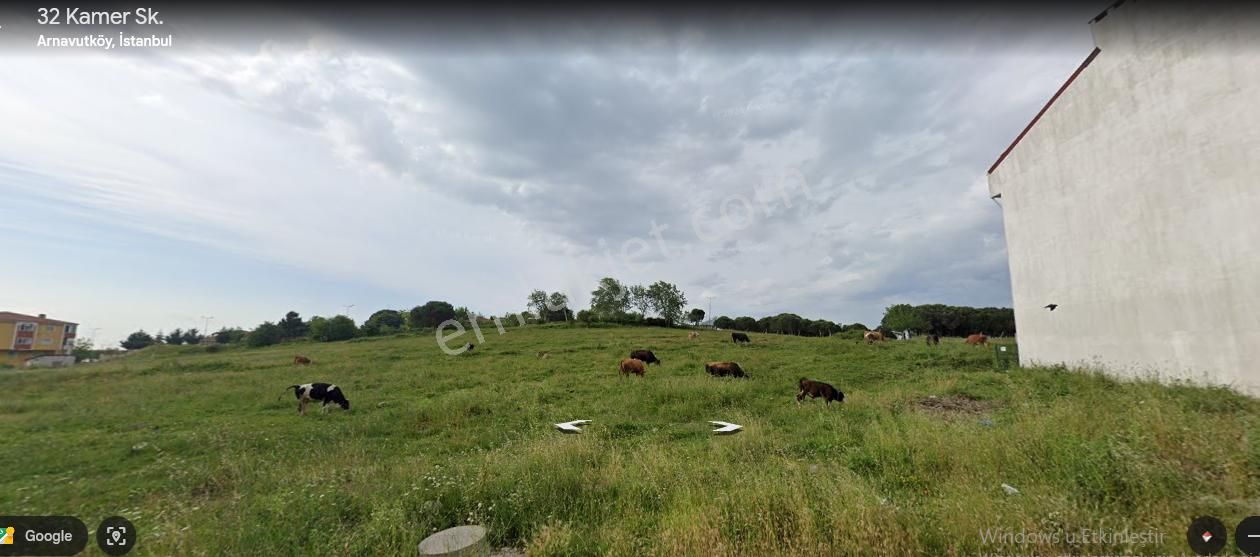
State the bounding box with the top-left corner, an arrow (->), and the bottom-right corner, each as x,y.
646,281 -> 687,326
361,309 -> 405,336
120,330 -> 155,350
71,338 -> 96,362
246,322 -> 284,347
165,328 -> 185,345
590,277 -> 631,319
321,315 -> 358,342
547,292 -> 571,322
628,285 -> 652,318
407,301 -> 456,329
733,316 -> 757,331
213,327 -> 247,344
713,316 -> 735,329
279,311 -> 308,339
687,308 -> 706,326
527,290 -> 550,322
184,328 -> 203,345
881,304 -> 930,334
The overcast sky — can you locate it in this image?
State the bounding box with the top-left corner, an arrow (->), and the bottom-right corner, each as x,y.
0,6 -> 1098,347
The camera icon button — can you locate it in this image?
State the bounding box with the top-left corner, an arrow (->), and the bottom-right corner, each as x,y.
96,516 -> 136,556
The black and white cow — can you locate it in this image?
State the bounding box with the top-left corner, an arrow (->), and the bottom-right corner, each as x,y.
285,383 -> 350,415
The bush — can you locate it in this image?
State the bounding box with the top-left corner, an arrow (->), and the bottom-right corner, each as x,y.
204,345 -> 222,353
246,322 -> 284,347
311,315 -> 357,342
643,317 -> 673,328
837,328 -> 868,341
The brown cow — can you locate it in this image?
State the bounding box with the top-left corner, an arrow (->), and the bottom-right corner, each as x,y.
294,355 -> 312,365
862,331 -> 884,344
619,357 -> 646,377
688,331 -> 700,340
705,361 -> 747,378
964,334 -> 988,346
797,378 -> 844,405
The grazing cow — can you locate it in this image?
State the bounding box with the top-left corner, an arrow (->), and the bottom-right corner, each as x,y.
629,349 -> 661,365
731,332 -> 751,344
619,357 -> 646,377
925,334 -> 940,346
862,331 -> 884,344
284,383 -> 350,416
705,361 -> 748,378
688,331 -> 700,340
964,334 -> 988,346
797,378 -> 844,405
293,355 -> 312,365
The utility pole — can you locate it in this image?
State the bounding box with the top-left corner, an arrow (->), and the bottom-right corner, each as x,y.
200,315 -> 214,334
705,295 -> 715,326
342,304 -> 355,318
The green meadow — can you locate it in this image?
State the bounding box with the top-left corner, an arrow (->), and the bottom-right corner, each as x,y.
2,325 -> 1257,556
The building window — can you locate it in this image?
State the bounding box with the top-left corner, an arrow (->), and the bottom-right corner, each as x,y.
17,322 -> 36,332
38,338 -> 52,345
64,324 -> 76,334
44,325 -> 54,332
15,338 -> 34,346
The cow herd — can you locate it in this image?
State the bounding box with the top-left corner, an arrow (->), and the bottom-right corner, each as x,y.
282,329 -> 995,416
619,331 -> 844,406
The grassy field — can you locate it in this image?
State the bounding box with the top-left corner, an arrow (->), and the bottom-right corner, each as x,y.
2,325 -> 1258,556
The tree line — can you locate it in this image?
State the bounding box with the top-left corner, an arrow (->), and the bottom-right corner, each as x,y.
115,281 -> 1014,350
880,303 -> 1016,337
117,301 -> 528,350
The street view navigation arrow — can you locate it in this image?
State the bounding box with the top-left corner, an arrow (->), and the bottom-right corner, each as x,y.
555,419 -> 591,434
709,421 -> 743,435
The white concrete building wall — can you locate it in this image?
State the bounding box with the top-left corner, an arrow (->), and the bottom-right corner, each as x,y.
987,2 -> 1260,394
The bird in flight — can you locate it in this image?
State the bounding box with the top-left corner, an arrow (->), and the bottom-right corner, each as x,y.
1044,304 -> 1058,311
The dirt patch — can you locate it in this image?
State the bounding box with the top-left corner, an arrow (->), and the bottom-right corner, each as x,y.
915,395 -> 995,415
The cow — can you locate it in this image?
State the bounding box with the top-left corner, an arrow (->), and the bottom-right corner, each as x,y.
688,331 -> 700,340
293,355 -> 312,365
964,334 -> 988,346
925,334 -> 940,346
537,351 -> 550,359
705,361 -> 748,378
283,383 -> 350,416
629,349 -> 661,365
797,378 -> 844,405
862,331 -> 884,344
619,357 -> 646,377
731,332 -> 751,344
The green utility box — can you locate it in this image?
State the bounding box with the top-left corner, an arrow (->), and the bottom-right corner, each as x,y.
994,344 -> 1019,370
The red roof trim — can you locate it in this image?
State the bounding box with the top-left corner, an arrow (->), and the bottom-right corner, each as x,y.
0,312 -> 77,325
987,47 -> 1102,175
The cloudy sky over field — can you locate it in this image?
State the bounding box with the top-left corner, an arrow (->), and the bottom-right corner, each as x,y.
0,6 -> 1097,346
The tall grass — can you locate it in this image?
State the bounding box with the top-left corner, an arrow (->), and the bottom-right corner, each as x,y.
1,327 -> 1256,555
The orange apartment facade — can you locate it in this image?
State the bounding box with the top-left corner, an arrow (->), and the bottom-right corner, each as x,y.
0,311 -> 78,366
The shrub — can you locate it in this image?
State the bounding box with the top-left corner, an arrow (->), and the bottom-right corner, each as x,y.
246,322 -> 284,348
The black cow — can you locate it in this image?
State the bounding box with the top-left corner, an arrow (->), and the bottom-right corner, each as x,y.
925,334 -> 940,346
629,349 -> 661,365
731,332 -> 751,344
284,383 -> 351,416
797,378 -> 844,405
